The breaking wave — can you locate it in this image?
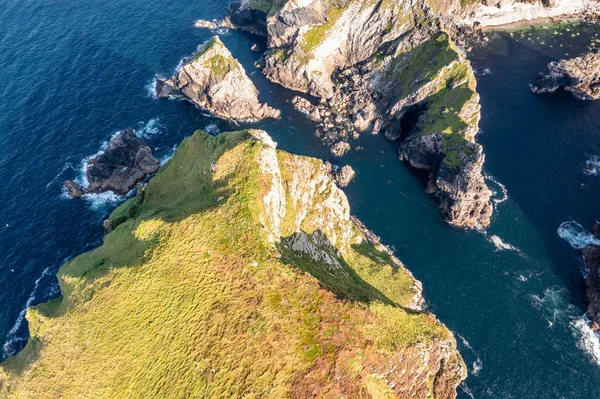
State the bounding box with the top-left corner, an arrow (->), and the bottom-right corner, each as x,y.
584,156 -> 600,176
146,76 -> 158,99
489,235 -> 519,252
457,334 -> 483,376
486,174 -> 508,205
571,317 -> 600,366
159,144 -> 178,165
204,123 -> 221,135
136,118 -> 163,139
558,221 -> 600,249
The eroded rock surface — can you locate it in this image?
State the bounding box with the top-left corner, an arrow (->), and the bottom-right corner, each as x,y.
228,0 -> 492,226
156,36 -> 280,120
63,129 -> 159,197
531,50 -> 600,100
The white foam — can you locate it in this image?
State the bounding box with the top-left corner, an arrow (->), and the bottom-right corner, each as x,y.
486,174 -> 508,205
490,235 -> 519,252
558,221 -> 600,250
472,358 -> 483,376
459,383 -> 476,399
146,76 -> 158,99
159,144 -> 178,165
584,156 -> 600,176
136,118 -> 162,139
82,191 -> 125,210
571,317 -> 600,366
3,267 -> 52,357
204,123 -> 221,135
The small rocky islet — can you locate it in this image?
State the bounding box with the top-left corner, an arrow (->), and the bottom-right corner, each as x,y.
63,128 -> 160,198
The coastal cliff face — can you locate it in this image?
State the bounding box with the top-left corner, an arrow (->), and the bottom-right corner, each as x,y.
228,0 -> 492,226
0,130 -> 466,398
156,36 -> 280,120
531,50 -> 600,100
582,223 -> 600,332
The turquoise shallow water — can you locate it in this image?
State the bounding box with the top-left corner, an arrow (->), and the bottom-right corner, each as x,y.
1,1 -> 600,397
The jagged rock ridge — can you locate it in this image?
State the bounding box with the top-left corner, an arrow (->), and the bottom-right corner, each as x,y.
156,36 -> 280,120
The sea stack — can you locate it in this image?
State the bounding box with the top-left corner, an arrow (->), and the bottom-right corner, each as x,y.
156,36 -> 280,121
63,129 -> 160,197
531,50 -> 600,100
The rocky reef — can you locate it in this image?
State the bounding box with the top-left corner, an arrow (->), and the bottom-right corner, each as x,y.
224,0 -> 492,227
531,50 -> 600,100
582,223 -> 600,332
63,128 -> 159,197
156,36 -> 280,120
2,129 -> 466,398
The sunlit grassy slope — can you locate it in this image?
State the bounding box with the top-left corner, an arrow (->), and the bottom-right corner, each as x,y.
0,130 -> 463,398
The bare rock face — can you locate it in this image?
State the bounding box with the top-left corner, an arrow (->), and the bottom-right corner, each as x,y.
531,51 -> 600,100
582,223 -> 600,332
63,129 -> 160,197
324,162 -> 355,187
225,1 -> 492,227
156,36 -> 280,121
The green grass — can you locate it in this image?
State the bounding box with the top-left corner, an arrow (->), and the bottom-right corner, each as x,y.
386,33 -> 459,98
0,129 -> 459,398
248,0 -> 288,17
299,5 -> 347,61
190,37 -> 219,62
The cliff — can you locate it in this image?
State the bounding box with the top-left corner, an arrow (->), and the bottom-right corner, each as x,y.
156,36 -> 280,120
582,223 -> 600,332
227,0 -> 492,227
0,130 -> 466,398
531,50 -> 600,100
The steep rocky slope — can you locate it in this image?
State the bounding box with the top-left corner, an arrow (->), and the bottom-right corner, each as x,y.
0,129 -> 466,398
157,36 -> 280,120
531,49 -> 600,100
226,0 -> 492,226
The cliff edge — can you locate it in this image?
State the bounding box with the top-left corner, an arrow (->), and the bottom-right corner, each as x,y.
0,129 -> 466,398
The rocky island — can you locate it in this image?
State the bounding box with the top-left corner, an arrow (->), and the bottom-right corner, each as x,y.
219,0 -> 493,227
1,129 -> 466,398
63,128 -> 160,197
156,36 -> 280,120
531,50 -> 600,100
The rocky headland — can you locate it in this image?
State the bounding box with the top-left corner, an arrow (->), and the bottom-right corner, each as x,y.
63,129 -> 160,197
2,129 -> 466,398
217,0 -> 493,227
531,49 -> 600,100
156,36 -> 280,120
582,222 -> 600,331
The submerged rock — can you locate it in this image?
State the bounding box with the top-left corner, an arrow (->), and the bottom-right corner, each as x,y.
531,51 -> 600,100
63,129 -> 159,197
156,36 -> 280,120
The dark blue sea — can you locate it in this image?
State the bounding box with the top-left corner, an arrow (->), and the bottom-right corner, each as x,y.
2,1 -> 600,397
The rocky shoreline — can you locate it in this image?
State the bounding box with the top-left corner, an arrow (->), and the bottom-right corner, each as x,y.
531,49 -> 600,100
214,0 -> 494,227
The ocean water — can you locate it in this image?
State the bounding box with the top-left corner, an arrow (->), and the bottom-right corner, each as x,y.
1,0 -> 600,397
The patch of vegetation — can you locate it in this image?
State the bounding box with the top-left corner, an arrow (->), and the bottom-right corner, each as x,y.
387,33 -> 459,98
203,55 -> 235,78
248,0 -> 288,17
0,129 -> 457,398
299,5 -> 347,61
190,37 -> 219,62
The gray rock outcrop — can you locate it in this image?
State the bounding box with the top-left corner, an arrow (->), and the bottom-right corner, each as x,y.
531,50 -> 600,100
64,129 -> 159,197
156,36 -> 280,120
